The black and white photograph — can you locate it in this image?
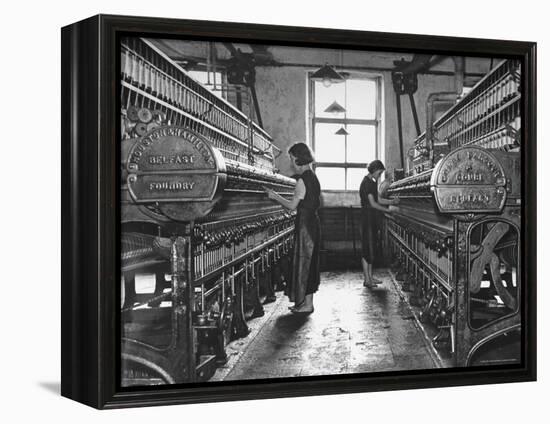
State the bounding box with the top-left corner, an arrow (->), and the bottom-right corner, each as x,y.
119,35 -> 524,386
2,0 -> 548,419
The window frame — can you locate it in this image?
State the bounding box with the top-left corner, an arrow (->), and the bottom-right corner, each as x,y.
185,66 -> 228,100
308,71 -> 383,192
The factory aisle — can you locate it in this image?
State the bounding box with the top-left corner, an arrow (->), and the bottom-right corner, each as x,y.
212,270 -> 440,381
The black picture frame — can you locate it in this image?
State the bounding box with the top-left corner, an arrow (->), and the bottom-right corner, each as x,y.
61,14 -> 537,409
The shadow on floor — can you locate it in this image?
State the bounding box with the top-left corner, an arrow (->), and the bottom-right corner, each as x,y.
220,270 -> 440,381
274,312 -> 311,332
38,381 -> 60,394
370,287 -> 389,304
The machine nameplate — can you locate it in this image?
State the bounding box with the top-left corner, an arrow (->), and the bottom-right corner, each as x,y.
431,146 -> 507,213
128,175 -> 219,202
128,126 -> 217,172
435,186 -> 506,212
126,126 -> 226,220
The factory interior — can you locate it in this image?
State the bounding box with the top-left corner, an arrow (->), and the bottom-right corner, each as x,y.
120,37 -> 522,385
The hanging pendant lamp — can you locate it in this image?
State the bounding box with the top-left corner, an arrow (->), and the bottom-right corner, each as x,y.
324,101 -> 346,113
311,63 -> 345,87
335,127 -> 350,136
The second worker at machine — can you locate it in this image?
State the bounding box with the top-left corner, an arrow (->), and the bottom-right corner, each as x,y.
359,160 -> 400,288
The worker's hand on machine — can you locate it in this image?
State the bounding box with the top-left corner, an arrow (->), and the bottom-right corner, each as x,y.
388,205 -> 401,214
264,187 -> 277,199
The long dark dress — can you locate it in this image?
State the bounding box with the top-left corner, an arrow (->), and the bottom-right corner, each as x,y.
359,175 -> 378,264
289,170 -> 321,305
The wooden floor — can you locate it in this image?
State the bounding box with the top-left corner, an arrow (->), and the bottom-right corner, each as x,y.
211,269 -> 441,381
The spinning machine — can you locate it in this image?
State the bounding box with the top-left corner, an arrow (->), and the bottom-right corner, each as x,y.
386,59 -> 522,366
119,37 -> 296,385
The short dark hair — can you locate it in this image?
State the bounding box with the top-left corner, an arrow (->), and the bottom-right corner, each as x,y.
288,142 -> 314,166
367,159 -> 386,174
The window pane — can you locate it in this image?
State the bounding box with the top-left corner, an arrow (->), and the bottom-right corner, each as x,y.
316,167 -> 345,190
346,124 -> 376,163
187,70 -> 224,99
314,81 -> 345,118
314,123 -> 345,162
346,167 -> 368,191
346,79 -> 376,119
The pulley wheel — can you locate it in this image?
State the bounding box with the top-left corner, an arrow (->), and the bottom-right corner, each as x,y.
134,122 -> 148,136
138,107 -> 153,123
127,106 -> 140,122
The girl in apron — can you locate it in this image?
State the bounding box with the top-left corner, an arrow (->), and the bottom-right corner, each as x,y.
265,143 -> 321,314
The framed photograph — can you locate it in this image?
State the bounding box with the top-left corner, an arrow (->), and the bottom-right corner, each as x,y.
61,14 -> 536,409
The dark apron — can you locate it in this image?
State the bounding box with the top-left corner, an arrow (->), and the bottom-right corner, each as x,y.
361,208 -> 376,264
289,208 -> 321,305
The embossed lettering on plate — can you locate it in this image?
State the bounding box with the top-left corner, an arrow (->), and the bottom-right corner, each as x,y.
126,126 -> 226,220
430,146 -> 507,213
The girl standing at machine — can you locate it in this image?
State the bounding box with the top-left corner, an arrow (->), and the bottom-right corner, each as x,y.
265,143 -> 321,314
360,160 -> 399,288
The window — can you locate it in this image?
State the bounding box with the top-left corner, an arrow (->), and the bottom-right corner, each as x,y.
309,75 -> 382,191
187,70 -> 226,99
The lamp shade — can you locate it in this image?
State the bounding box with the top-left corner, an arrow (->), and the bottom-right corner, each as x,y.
311,63 -> 345,86
324,101 -> 346,113
335,127 -> 350,136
